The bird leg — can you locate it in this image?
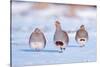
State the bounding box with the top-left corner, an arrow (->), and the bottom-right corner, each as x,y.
35,48 -> 41,52
80,44 -> 85,47
59,47 -> 63,53
62,48 -> 66,50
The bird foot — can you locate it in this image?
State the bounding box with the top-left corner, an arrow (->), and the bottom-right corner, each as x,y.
80,45 -> 85,47
59,51 -> 63,53
35,49 -> 41,52
59,48 -> 64,53
63,48 -> 66,50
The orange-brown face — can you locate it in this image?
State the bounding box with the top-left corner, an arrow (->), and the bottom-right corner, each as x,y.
55,21 -> 61,28
34,28 -> 41,33
80,25 -> 85,29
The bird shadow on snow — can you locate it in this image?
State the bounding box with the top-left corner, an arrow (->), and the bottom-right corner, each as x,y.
20,49 -> 60,53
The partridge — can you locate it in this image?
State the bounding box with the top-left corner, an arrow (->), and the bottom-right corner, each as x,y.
29,28 -> 46,50
54,21 -> 69,53
75,25 -> 88,47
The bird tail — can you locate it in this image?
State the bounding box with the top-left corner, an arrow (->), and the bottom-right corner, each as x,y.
55,41 -> 64,46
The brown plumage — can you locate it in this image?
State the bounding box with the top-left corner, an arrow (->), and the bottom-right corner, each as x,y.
29,28 -> 46,49
54,21 -> 69,53
75,25 -> 88,47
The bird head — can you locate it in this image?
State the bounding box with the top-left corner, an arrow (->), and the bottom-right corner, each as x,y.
55,20 -> 61,29
80,25 -> 85,30
34,28 -> 41,33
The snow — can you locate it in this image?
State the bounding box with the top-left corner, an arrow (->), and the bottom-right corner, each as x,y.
11,2 -> 97,67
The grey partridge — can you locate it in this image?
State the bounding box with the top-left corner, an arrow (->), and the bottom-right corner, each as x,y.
75,25 -> 88,47
54,21 -> 69,53
29,28 -> 46,50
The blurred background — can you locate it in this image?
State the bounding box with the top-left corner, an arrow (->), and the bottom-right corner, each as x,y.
12,1 -> 96,45
11,1 -> 97,67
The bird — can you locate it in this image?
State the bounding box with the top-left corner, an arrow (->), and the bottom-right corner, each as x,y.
75,25 -> 88,47
29,28 -> 46,50
54,20 -> 69,53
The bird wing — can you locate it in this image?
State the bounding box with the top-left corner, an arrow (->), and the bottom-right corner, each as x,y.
41,32 -> 46,48
29,32 -> 34,45
84,30 -> 88,39
75,29 -> 88,40
53,32 -> 56,42
63,31 -> 69,44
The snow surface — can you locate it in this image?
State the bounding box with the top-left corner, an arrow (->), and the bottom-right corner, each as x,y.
11,2 -> 97,67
